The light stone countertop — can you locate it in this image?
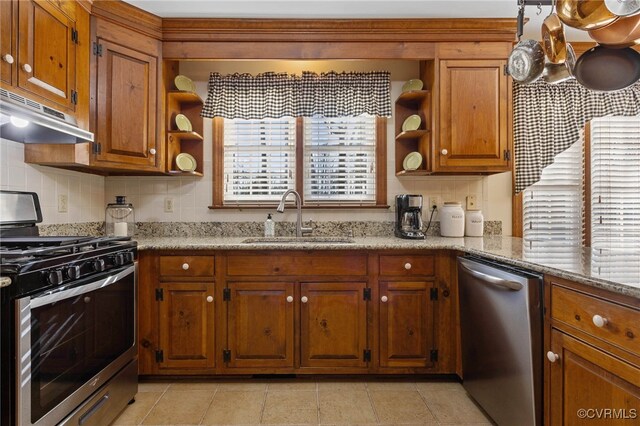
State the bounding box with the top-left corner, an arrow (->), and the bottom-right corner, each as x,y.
135,235 -> 640,300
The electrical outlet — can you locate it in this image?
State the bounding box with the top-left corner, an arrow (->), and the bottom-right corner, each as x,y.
57,194 -> 68,213
430,196 -> 443,210
466,195 -> 478,210
164,197 -> 174,213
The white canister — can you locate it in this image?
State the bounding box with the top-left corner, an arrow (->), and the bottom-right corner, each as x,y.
465,210 -> 484,237
440,202 -> 465,237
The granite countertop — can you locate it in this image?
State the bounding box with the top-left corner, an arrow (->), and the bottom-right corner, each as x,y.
135,235 -> 640,299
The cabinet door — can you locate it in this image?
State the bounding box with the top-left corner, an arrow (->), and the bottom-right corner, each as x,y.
300,282 -> 368,368
379,281 -> 435,368
93,36 -> 159,170
437,59 -> 509,172
0,0 -> 15,85
549,330 -> 640,425
226,282 -> 294,368
158,282 -> 215,370
17,0 -> 76,111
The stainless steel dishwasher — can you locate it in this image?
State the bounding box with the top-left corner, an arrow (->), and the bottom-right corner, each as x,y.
457,256 -> 543,426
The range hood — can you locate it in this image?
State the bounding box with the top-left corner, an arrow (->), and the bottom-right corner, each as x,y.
0,88 -> 94,144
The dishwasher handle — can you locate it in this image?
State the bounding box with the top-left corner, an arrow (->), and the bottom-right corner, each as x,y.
459,262 -> 523,291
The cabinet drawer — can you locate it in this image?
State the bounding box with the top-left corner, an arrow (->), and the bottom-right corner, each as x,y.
379,255 -> 435,276
226,254 -> 367,276
551,285 -> 639,355
159,256 -> 215,278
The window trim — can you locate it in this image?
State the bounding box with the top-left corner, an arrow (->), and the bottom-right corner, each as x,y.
210,116 -> 388,209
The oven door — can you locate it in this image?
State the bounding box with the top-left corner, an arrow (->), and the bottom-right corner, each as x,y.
16,264 -> 136,426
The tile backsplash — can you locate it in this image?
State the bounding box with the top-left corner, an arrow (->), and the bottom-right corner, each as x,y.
0,138 -> 105,225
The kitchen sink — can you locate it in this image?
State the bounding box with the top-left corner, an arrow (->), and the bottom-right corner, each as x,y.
242,236 -> 355,244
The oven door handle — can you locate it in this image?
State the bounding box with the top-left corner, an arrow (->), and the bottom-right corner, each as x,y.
29,264 -> 135,308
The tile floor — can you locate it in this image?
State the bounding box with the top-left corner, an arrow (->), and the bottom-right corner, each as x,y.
111,379 -> 494,425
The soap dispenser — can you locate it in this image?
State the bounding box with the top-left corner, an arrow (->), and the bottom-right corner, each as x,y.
264,213 -> 275,237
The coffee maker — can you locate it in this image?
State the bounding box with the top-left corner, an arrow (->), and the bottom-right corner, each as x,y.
395,194 -> 425,239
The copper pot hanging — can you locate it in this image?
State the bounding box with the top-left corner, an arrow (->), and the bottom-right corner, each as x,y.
556,0 -> 619,30
589,13 -> 640,47
542,12 -> 567,63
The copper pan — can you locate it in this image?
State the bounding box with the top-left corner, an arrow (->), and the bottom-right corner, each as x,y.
556,0 -> 619,30
589,13 -> 640,47
542,13 -> 567,63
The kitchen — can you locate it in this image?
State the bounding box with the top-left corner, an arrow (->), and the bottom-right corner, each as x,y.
0,0 -> 639,425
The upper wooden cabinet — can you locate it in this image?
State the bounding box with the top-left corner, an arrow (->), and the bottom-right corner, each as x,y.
435,59 -> 510,173
90,17 -> 163,172
1,0 -> 87,118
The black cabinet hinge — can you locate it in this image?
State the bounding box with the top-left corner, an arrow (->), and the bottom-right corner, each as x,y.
155,350 -> 164,363
93,42 -> 103,56
430,349 -> 438,362
223,288 -> 231,301
363,288 -> 371,301
223,349 -> 231,363
92,142 -> 101,155
504,149 -> 511,161
430,287 -> 438,301
503,64 -> 509,76
155,288 -> 164,301
70,90 -> 77,105
363,349 -> 371,362
71,28 -> 78,44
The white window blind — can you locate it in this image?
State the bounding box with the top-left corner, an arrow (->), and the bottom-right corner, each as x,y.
523,136 -> 584,267
590,116 -> 640,250
303,115 -> 377,205
223,118 -> 296,204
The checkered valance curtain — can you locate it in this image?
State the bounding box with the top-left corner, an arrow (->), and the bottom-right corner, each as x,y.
201,71 -> 392,119
514,80 -> 640,193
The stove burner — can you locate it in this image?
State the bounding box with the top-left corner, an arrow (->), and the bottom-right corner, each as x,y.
0,236 -> 132,260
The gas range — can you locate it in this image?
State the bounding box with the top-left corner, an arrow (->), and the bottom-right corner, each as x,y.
0,235 -> 137,298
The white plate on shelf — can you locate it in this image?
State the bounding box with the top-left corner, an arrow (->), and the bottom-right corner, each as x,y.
403,151 -> 422,171
174,75 -> 196,92
401,79 -> 424,92
175,114 -> 193,132
175,153 -> 197,172
401,114 -> 421,132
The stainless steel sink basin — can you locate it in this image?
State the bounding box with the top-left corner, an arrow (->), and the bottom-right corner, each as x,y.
242,236 -> 354,244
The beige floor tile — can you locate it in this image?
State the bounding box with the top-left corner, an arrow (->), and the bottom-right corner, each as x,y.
112,392 -> 162,425
168,381 -> 219,391
137,382 -> 171,393
267,380 -> 317,391
369,390 -> 437,424
366,381 -> 416,391
262,390 -> 318,424
201,390 -> 265,425
318,390 -> 377,424
422,389 -> 492,424
141,390 -> 215,425
216,381 -> 268,391
317,381 -> 367,391
415,381 -> 464,395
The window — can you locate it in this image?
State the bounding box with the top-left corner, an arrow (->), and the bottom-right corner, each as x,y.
304,116 -> 377,205
223,118 -> 296,204
212,115 -> 386,208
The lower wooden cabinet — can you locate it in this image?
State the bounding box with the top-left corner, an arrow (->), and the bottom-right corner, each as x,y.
548,329 -> 640,425
300,282 -> 368,368
226,281 -> 294,369
157,282 -> 215,371
379,281 -> 435,368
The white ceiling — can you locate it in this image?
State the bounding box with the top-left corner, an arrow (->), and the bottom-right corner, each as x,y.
123,0 -> 592,41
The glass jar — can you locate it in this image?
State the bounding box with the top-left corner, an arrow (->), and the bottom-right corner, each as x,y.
439,202 -> 465,237
105,196 -> 135,237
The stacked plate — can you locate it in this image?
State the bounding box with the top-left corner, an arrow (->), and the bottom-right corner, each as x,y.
401,115 -> 421,132
175,114 -> 192,132
175,75 -> 196,92
402,152 -> 422,171
401,79 -> 423,92
176,153 -> 197,172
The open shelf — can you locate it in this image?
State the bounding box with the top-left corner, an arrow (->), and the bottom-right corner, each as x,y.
167,170 -> 204,176
395,90 -> 431,108
167,90 -> 203,103
395,130 -> 430,141
167,130 -> 204,141
395,169 -> 432,176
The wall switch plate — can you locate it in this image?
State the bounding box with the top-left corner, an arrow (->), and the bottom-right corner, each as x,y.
164,197 -> 174,213
466,195 -> 478,210
57,194 -> 68,213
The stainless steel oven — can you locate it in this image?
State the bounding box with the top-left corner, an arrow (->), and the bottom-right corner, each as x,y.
15,264 -> 137,426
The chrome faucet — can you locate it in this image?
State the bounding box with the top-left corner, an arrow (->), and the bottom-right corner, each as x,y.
276,189 -> 312,237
